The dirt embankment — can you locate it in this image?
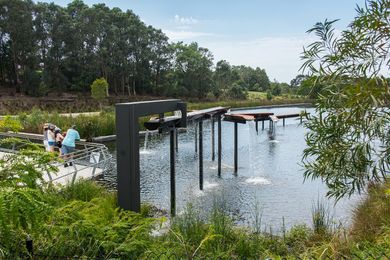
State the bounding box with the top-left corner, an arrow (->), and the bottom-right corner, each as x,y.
0,90 -> 162,114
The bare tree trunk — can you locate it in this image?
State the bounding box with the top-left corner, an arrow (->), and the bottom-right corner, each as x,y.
121,75 -> 125,96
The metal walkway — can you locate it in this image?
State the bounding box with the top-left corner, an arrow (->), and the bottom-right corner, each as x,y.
0,132 -> 114,185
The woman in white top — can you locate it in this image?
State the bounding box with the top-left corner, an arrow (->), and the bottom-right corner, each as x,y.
47,126 -> 56,152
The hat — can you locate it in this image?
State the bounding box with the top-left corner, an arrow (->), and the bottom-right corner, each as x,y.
71,125 -> 77,129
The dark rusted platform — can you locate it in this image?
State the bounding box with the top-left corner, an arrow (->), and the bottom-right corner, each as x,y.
187,106 -> 229,122
144,106 -> 229,130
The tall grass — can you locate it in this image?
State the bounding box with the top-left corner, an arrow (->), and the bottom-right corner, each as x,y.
3,179 -> 390,259
311,197 -> 333,235
351,179 -> 390,241
17,108 -> 115,140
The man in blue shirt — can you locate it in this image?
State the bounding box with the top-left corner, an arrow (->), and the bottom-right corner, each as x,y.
61,125 -> 80,167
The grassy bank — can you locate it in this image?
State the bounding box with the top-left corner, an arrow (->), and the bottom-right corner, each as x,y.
5,96 -> 312,139
17,109 -> 116,140
6,98 -> 308,140
187,95 -> 311,110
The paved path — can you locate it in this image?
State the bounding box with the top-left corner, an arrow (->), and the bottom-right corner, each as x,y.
0,151 -> 103,185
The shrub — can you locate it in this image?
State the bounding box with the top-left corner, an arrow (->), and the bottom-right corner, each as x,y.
0,116 -> 23,132
266,90 -> 273,100
225,83 -> 247,99
90,78 -> 109,110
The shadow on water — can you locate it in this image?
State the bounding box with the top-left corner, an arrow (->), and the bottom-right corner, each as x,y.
100,106 -> 360,231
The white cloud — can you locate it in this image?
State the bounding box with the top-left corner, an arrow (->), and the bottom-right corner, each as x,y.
204,35 -> 317,83
174,14 -> 198,25
163,29 -> 213,41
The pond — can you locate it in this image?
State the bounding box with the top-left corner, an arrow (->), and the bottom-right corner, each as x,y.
102,105 -> 360,231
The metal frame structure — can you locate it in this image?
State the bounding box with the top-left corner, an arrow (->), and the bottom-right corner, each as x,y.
116,99 -> 187,213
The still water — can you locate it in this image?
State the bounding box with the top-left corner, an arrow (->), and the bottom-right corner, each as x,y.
104,106 -> 359,230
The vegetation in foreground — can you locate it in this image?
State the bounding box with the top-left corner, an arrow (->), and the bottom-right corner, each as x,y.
0,140 -> 389,259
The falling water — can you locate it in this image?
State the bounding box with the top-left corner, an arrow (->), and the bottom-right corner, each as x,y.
247,121 -> 257,175
143,130 -> 150,151
269,120 -> 278,140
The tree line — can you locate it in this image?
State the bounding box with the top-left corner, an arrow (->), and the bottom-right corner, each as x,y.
0,0 -> 282,99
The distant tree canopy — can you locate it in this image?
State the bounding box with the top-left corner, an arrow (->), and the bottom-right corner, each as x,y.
0,0 -> 282,99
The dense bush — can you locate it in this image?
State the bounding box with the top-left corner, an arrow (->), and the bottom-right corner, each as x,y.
0,139 -> 389,258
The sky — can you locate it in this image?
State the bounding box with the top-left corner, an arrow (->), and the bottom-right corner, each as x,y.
43,0 -> 366,83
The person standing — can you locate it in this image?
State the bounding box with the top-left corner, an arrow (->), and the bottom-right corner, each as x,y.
43,123 -> 50,152
61,125 -> 80,167
54,127 -> 64,155
47,124 -> 56,152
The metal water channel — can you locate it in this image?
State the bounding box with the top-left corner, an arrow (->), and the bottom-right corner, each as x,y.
102,106 -> 360,230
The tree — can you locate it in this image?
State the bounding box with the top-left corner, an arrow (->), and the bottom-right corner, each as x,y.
90,78 -> 108,110
231,65 -> 270,92
301,0 -> 390,200
171,42 -> 214,98
213,60 -> 234,97
290,74 -> 307,89
270,82 -> 282,96
226,82 -> 247,100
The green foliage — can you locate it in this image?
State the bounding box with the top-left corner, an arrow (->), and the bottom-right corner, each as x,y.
351,179 -> 390,242
232,65 -> 270,91
266,90 -> 273,100
301,0 -> 390,199
17,108 -> 115,140
0,116 -> 23,132
36,196 -> 155,258
0,139 -> 58,252
91,77 -> 108,102
22,69 -> 43,96
297,76 -> 324,98
271,82 -> 282,96
311,198 -> 333,235
60,180 -> 107,202
170,42 -> 214,98
225,82 -> 247,99
0,138 -> 388,258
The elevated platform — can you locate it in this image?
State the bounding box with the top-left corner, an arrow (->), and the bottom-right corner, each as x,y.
144,106 -> 229,130
0,133 -> 113,186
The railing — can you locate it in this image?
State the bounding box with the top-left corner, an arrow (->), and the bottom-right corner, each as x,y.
0,132 -> 114,185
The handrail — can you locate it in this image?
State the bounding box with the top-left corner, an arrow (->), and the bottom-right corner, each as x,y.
0,132 -> 114,185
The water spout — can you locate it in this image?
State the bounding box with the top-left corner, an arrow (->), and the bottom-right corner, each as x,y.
143,130 -> 150,151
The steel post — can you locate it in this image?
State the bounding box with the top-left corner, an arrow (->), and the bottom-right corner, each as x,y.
195,124 -> 198,153
199,121 -> 203,190
170,129 -> 176,216
116,99 -> 187,212
234,122 -> 238,174
218,115 -> 222,177
211,116 -> 215,161
175,128 -> 178,152
256,120 -> 258,134
116,105 -> 140,212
